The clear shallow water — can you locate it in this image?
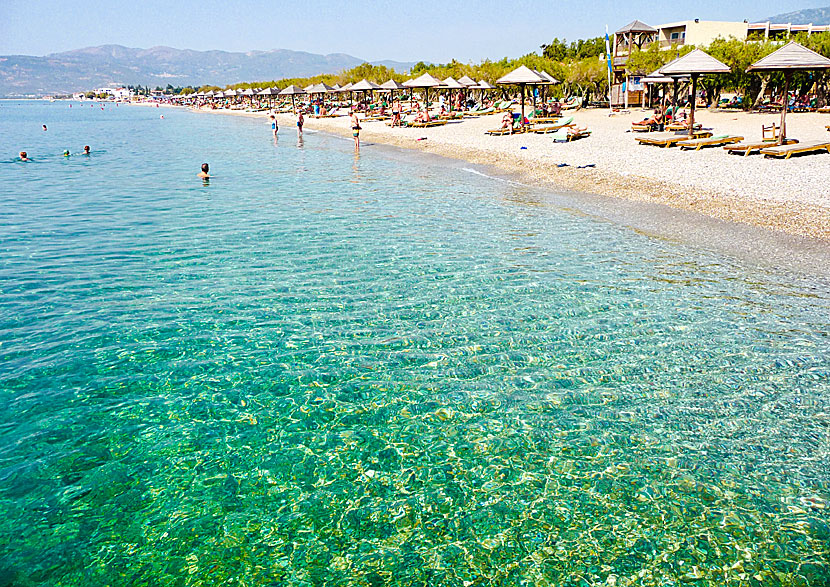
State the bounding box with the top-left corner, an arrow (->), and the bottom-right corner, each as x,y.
1,101 -> 829,586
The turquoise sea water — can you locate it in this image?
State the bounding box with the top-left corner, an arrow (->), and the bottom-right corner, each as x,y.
1,101 -> 829,586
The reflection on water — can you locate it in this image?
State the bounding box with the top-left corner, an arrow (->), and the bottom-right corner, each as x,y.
0,102 -> 828,586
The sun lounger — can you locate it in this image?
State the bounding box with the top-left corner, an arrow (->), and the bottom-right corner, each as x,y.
529,116 -> 562,124
631,122 -> 655,133
485,127 -> 515,135
636,130 -> 713,147
666,122 -> 702,132
408,120 -> 448,128
362,115 -> 390,122
551,127 -> 591,142
532,116 -> 574,134
760,141 -> 830,159
465,108 -> 496,116
724,138 -> 798,156
819,106 -> 830,114
678,134 -> 744,151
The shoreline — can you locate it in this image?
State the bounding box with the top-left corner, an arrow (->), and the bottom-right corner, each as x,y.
178,103 -> 829,242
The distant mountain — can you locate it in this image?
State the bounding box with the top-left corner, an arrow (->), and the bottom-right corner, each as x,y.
764,6 -> 830,24
0,45 -> 415,96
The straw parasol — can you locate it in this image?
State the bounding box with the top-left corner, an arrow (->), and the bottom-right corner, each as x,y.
380,79 -> 407,91
350,79 -> 381,91
497,65 -> 545,119
349,79 -> 381,110
258,86 -> 280,107
404,73 -> 444,113
380,79 -> 407,103
458,75 -> 478,87
748,41 -> 830,144
660,49 -> 730,133
476,80 -> 495,89
279,84 -> 307,109
441,77 -> 466,111
309,82 -> 335,94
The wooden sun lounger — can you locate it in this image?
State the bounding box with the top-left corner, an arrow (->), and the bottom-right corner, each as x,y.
760,141 -> 830,159
551,127 -> 591,142
724,138 -> 798,156
362,115 -> 390,122
636,131 -> 712,147
529,116 -> 562,124
631,123 -> 654,133
819,107 -> 830,114
678,135 -> 744,151
532,117 -> 574,134
408,120 -> 448,128
484,127 -> 516,135
665,122 -> 702,132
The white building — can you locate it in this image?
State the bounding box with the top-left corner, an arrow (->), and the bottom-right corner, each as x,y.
94,86 -> 134,100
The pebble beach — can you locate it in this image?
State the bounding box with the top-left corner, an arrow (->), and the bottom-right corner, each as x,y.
258,107 -> 830,240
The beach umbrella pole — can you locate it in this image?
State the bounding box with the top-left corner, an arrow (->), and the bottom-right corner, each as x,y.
779,71 -> 791,145
689,74 -> 698,133
521,85 -> 525,120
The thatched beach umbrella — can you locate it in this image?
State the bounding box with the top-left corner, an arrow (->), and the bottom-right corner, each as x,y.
442,77 -> 466,110
458,75 -> 478,87
748,41 -> 830,144
496,65 -> 545,120
349,79 -> 381,110
279,84 -> 307,110
404,73 -> 444,114
641,69 -> 676,109
258,86 -> 280,107
660,49 -> 730,133
380,79 -> 407,104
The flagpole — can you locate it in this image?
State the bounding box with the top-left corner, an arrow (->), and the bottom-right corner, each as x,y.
605,25 -> 613,116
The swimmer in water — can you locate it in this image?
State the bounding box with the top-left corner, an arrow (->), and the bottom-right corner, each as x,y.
19,151 -> 30,161
270,115 -> 278,137
83,145 -> 91,155
197,163 -> 210,179
63,150 -> 70,157
42,125 -> 47,131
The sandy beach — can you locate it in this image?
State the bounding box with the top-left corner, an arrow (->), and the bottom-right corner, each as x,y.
287,108 -> 830,241
189,103 -> 830,241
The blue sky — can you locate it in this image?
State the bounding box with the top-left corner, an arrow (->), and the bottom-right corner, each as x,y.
1,0 -> 825,63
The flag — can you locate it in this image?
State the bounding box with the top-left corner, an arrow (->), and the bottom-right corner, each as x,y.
605,25 -> 612,75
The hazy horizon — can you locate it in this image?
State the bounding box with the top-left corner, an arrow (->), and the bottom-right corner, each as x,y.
2,0 -> 827,64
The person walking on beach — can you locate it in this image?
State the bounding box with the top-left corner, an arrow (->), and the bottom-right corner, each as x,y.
198,163 -> 210,179
296,111 -> 304,135
391,99 -> 402,127
270,115 -> 278,138
351,111 -> 361,150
